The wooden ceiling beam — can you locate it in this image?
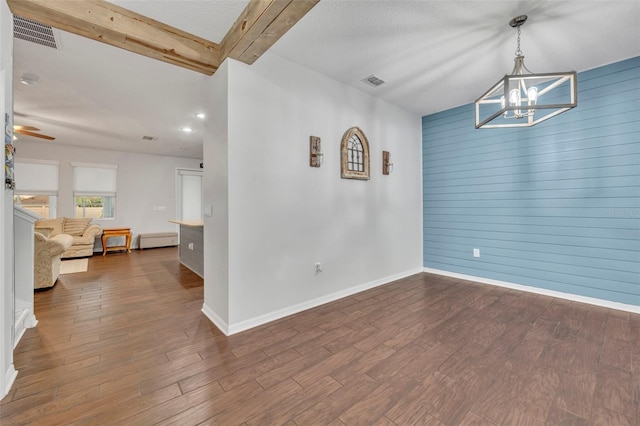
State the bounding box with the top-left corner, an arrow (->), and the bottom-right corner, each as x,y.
7,0 -> 320,75
221,0 -> 319,65
6,0 -> 221,75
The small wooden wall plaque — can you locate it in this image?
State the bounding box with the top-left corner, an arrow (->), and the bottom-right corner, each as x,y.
310,136 -> 322,167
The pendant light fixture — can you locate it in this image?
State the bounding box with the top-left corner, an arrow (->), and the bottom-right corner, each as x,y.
475,15 -> 577,129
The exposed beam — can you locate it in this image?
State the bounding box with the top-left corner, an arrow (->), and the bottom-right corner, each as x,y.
7,0 -> 320,75
6,0 -> 221,75
221,0 -> 319,65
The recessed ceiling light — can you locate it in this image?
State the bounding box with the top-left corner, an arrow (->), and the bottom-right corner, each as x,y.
181,127 -> 193,133
20,73 -> 39,85
195,113 -> 205,119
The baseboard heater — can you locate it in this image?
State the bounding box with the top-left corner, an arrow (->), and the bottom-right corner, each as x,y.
138,232 -> 178,249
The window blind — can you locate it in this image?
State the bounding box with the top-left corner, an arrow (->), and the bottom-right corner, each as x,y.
72,163 -> 117,196
14,159 -> 59,194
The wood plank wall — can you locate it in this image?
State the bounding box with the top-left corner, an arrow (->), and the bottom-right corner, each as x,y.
422,56 -> 640,306
179,225 -> 204,278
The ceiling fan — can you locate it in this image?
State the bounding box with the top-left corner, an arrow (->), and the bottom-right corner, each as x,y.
13,125 -> 55,140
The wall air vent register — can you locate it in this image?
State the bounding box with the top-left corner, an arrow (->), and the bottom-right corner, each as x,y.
13,15 -> 59,49
361,75 -> 385,87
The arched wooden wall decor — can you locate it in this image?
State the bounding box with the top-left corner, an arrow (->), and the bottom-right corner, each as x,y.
340,127 -> 370,180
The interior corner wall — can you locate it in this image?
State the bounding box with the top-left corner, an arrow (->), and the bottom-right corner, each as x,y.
222,54 -> 423,331
14,142 -> 201,249
202,60 -> 230,331
0,0 -> 16,400
422,56 -> 640,308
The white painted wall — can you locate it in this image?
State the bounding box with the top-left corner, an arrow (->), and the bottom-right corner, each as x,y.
15,141 -> 201,249
13,206 -> 39,346
203,60 -> 230,328
0,0 -> 17,400
203,55 -> 423,334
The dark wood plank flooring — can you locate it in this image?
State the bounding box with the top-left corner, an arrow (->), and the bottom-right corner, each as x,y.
1,248 -> 638,425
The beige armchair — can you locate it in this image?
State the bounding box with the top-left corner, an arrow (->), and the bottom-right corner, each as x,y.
34,232 -> 73,289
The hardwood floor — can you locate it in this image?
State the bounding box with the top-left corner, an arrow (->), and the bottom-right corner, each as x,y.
1,248 -> 638,425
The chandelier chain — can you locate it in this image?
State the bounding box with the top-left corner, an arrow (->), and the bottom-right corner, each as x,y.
515,25 -> 522,57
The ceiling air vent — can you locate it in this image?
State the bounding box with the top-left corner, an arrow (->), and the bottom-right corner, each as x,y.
361,75 -> 385,87
13,15 -> 58,49
141,136 -> 156,141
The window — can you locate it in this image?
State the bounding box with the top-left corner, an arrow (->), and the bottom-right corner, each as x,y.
74,195 -> 115,219
13,159 -> 59,218
340,127 -> 370,180
72,163 -> 117,219
14,194 -> 58,219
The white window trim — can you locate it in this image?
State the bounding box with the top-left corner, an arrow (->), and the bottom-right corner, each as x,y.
70,162 -> 118,170
15,158 -> 60,166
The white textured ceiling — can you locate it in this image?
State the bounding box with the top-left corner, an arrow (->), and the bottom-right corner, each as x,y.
110,0 -> 249,42
12,0 -> 640,158
270,0 -> 640,116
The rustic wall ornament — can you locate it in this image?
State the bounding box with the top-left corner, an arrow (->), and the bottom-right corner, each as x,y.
340,127 -> 370,180
309,136 -> 323,167
382,151 -> 393,175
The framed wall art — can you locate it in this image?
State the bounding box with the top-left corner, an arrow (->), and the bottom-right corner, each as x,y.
340,127 -> 369,180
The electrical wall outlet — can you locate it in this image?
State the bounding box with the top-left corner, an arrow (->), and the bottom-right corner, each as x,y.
473,248 -> 480,258
188,242 -> 194,250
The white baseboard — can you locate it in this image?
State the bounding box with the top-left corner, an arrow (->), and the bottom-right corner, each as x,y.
13,329 -> 25,351
221,267 -> 424,335
14,309 -> 28,349
201,304 -> 229,336
25,314 -> 38,330
13,309 -> 37,350
2,365 -> 17,400
423,267 -> 640,314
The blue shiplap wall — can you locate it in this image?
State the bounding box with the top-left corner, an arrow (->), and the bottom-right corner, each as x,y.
422,56 -> 640,306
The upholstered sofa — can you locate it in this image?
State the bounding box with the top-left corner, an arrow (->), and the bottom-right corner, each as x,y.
34,232 -> 73,289
35,217 -> 102,259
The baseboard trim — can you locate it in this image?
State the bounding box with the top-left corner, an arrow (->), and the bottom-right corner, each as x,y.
25,314 -> 38,330
226,267 -> 424,335
201,303 -> 230,336
423,267 -> 640,314
2,365 -> 17,400
14,309 -> 38,350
